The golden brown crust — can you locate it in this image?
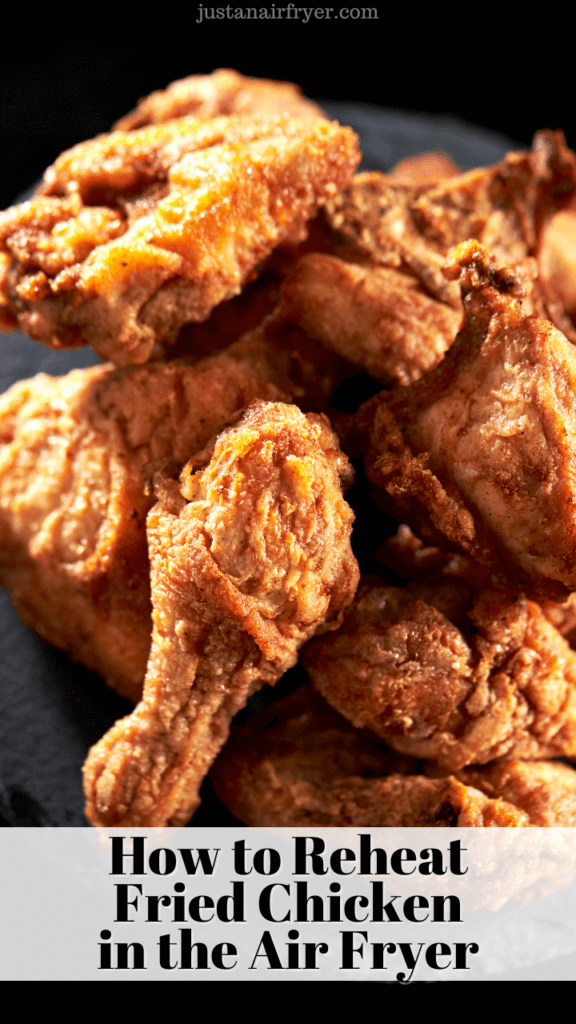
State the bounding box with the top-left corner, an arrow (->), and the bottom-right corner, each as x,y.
359,241 -> 576,595
0,338 -> 289,701
0,114 -> 359,365
212,687 -> 576,826
114,69 -> 324,131
277,252 -> 461,385
325,132 -> 576,342
303,578 -> 576,771
83,401 -> 359,826
268,134 -> 576,392
457,760 -> 576,827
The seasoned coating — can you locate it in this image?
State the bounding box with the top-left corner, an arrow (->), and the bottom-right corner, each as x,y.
0,337 -> 288,701
379,522 -> 576,635
0,114 -> 359,364
168,215 -> 336,363
303,579 -> 576,771
272,134 -> 576,390
277,251 -> 461,385
359,241 -> 576,595
170,218 -> 336,363
83,401 -> 359,826
211,686 -> 576,826
235,312 -> 376,417
326,171 -> 460,306
114,68 -> 324,130
325,131 -> 576,343
459,760 -> 576,828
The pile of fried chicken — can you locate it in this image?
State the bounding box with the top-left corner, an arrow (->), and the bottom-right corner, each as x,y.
2,69 -> 576,827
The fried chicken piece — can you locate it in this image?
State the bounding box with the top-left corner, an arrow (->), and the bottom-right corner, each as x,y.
0,114 -> 359,365
170,217 -> 336,363
358,241 -> 576,595
458,760 -> 576,828
83,401 -> 359,826
325,131 -> 576,342
114,68 -> 324,130
272,135 -> 576,389
211,686 -> 576,826
379,521 -> 576,638
303,578 -> 576,770
0,336 -> 289,701
277,251 -> 462,385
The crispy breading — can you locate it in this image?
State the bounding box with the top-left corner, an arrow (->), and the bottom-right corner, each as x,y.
359,241 -> 576,595
168,219 -> 336,363
277,251 -> 461,385
303,578 -> 576,771
325,131 -> 576,342
0,337 -> 289,701
83,401 -> 359,826
269,135 -> 576,390
114,68 -> 324,130
378,521 -> 576,635
458,760 -> 576,828
211,686 -> 576,825
0,114 -> 359,365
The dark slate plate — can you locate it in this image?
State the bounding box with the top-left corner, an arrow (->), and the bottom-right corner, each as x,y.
0,104 -> 518,826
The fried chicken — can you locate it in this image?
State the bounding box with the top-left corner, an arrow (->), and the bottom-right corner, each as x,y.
358,241 -> 576,595
267,135 -> 576,390
379,522 -> 576,638
211,686 -> 576,826
114,68 -> 324,130
83,400 -> 359,826
321,132 -> 576,371
0,114 -> 359,364
0,336 -> 289,702
303,578 -> 576,771
277,251 -> 462,385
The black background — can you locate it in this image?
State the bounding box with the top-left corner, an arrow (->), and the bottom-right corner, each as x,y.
1,11 -> 573,209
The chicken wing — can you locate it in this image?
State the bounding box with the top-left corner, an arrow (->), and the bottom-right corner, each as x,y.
0,336 -> 289,701
114,68 -> 324,130
0,114 -> 359,364
211,686 -> 576,826
359,241 -> 576,595
83,400 -> 359,826
303,578 -> 576,771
